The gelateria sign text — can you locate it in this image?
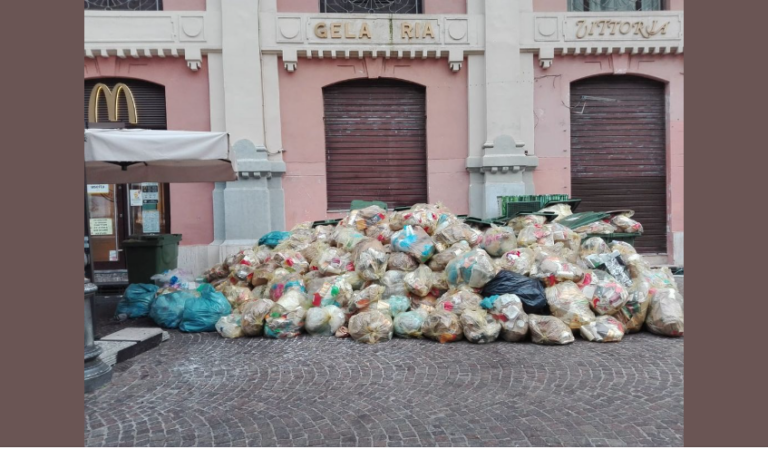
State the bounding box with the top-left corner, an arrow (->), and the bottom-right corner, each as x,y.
307,18 -> 441,44
564,16 -> 682,41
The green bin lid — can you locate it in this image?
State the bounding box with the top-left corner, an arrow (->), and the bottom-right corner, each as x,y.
558,212 -> 611,230
122,234 -> 182,246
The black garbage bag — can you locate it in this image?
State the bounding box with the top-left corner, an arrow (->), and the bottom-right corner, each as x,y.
481,270 -> 548,314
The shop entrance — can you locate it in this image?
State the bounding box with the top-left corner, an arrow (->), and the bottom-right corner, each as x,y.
323,78 -> 427,210
84,78 -> 170,282
570,75 -> 667,254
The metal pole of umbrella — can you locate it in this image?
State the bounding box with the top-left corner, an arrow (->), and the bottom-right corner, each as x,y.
84,133 -> 112,393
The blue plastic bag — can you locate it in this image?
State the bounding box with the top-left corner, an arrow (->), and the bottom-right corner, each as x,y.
258,231 -> 291,248
149,291 -> 195,329
115,284 -> 158,319
179,285 -> 232,332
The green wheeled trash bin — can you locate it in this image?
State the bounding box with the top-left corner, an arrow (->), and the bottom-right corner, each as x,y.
122,234 -> 182,285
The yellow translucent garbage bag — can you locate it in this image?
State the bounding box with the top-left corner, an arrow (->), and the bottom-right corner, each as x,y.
393,308 -> 429,339
460,309 -> 501,344
645,288 -> 684,337
493,248 -> 535,276
481,294 -> 529,342
529,315 -> 575,345
429,241 -> 471,272
264,304 -> 306,339
240,298 -> 275,336
305,305 -> 346,336
215,313 -> 244,339
611,278 -> 652,333
388,252 -> 420,272
579,270 -> 629,316
445,249 -> 496,289
404,264 -> 433,297
424,309 -> 463,343
349,310 -> 394,344
436,287 -> 483,316
545,281 -> 596,330
479,225 -> 518,257
353,238 -> 389,281
580,315 -> 625,342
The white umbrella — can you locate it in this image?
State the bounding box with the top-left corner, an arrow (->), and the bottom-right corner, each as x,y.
84,128 -> 236,183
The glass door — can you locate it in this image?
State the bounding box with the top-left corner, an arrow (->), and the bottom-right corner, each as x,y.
87,184 -> 128,270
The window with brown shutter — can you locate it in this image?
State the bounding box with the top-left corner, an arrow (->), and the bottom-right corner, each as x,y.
323,79 -> 428,211
570,75 -> 667,254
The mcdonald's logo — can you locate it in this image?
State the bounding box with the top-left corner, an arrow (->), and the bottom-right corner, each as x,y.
88,83 -> 138,124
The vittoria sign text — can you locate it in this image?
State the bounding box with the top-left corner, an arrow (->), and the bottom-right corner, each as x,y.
574,19 -> 670,39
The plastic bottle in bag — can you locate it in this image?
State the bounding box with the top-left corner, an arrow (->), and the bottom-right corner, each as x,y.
545,281 -> 596,330
580,315 -> 625,342
529,315 -> 575,345
348,310 -> 394,344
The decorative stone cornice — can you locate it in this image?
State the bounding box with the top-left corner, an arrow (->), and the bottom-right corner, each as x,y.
84,11 -> 222,71
521,11 -> 684,69
260,13 -> 484,72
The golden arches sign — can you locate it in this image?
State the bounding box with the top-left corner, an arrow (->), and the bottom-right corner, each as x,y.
88,83 -> 138,124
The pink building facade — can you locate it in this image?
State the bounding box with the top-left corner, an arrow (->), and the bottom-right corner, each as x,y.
84,0 -> 684,281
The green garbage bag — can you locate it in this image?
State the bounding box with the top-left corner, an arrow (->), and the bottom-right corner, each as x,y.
179,285 -> 232,332
115,284 -> 158,319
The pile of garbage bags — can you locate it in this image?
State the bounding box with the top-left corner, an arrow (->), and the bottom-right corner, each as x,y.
121,202 -> 682,345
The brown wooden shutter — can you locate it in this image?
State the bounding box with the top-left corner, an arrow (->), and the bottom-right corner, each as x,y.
323,79 -> 427,210
570,75 -> 667,254
84,78 -> 167,130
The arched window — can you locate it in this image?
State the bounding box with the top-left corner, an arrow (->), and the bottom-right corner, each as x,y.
320,0 -> 422,14
323,79 -> 427,210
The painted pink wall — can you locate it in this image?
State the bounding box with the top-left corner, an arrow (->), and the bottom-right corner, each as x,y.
533,0 -> 567,12
84,56 -> 214,246
669,0 -> 684,10
424,0 -> 466,14
277,0 -> 320,13
277,0 -> 466,13
163,0 -> 206,11
278,57 -> 469,228
533,53 -> 684,256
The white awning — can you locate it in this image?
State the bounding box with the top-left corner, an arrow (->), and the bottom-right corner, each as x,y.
84,128 -> 236,183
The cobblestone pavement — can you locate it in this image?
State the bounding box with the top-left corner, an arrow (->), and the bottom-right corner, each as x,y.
84,330 -> 683,447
